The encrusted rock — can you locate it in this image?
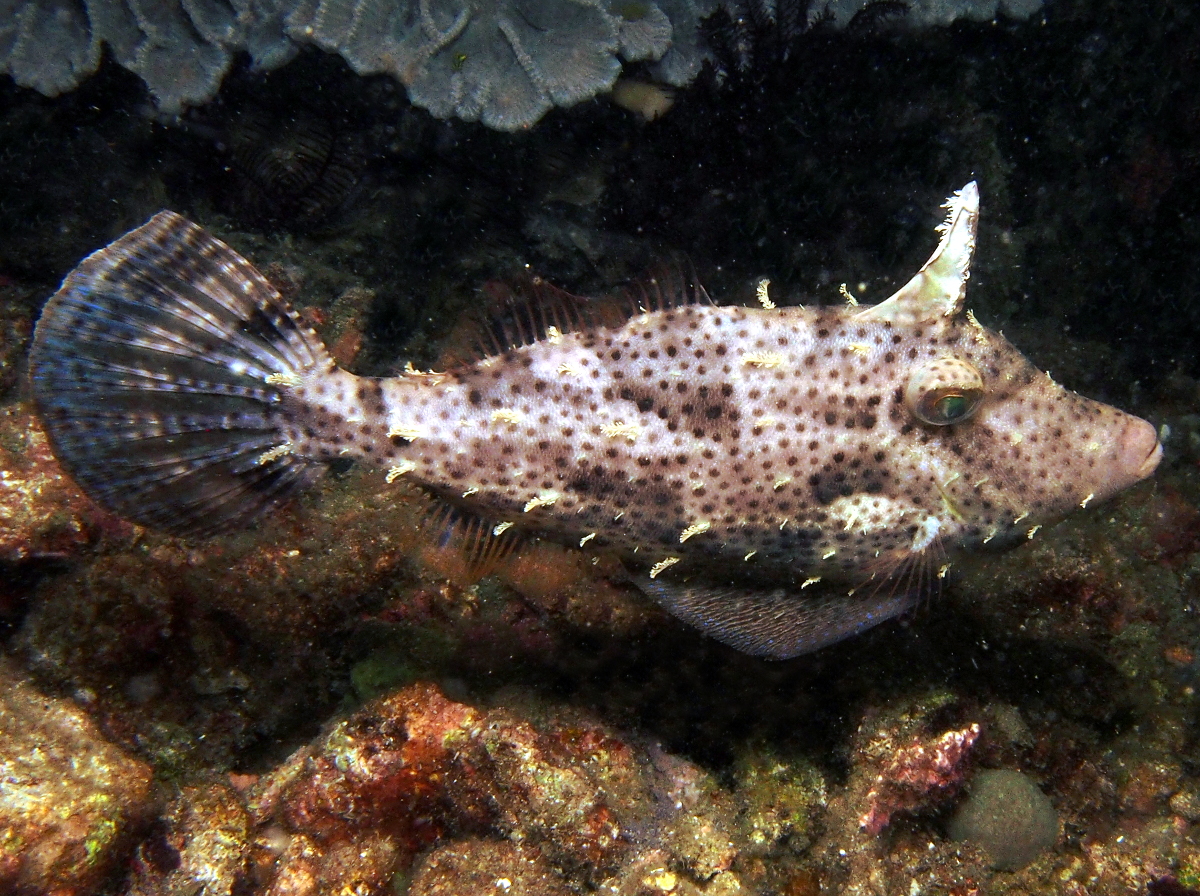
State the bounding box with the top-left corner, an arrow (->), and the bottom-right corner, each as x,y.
859,719 -> 981,835
407,839 -> 573,896
0,659 -> 156,895
248,682 -> 739,887
0,406 -> 133,564
262,831 -> 401,896
125,783 -> 252,896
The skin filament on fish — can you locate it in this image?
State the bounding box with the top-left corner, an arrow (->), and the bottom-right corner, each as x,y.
257,443 -> 293,465
491,409 -> 524,425
601,421 -> 642,442
743,352 -> 785,369
387,423 -> 427,440
385,460 -> 417,482
649,557 -> 679,578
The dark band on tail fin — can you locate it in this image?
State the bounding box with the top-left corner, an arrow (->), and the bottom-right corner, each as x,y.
30,211 -> 332,537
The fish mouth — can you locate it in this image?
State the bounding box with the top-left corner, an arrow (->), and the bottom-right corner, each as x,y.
1120,417 -> 1162,482
1135,438 -> 1164,480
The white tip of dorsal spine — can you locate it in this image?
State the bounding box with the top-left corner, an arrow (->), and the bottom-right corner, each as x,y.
937,181 -> 980,236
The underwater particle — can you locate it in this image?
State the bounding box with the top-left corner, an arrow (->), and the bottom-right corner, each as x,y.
0,659 -> 155,895
947,769 -> 1059,871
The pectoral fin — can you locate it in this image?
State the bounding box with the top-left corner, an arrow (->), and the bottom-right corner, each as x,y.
638,578 -> 916,659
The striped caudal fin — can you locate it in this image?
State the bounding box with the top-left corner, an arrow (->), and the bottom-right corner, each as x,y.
30,211 -> 333,536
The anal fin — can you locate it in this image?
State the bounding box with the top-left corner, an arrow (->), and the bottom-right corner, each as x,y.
417,494 -> 524,583
638,578 -> 916,659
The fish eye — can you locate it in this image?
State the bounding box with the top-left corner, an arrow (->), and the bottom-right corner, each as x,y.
905,357 -> 984,426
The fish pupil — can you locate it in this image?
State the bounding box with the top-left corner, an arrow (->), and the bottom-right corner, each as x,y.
925,390 -> 978,425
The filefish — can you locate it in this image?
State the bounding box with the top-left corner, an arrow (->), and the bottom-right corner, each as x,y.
29,184 -> 1162,657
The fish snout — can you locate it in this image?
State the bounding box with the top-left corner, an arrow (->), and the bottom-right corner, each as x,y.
1118,416 -> 1162,482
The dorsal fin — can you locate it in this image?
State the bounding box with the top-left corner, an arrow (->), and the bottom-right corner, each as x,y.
621,262 -> 714,315
473,276 -> 620,358
445,264 -> 714,367
856,182 -> 979,325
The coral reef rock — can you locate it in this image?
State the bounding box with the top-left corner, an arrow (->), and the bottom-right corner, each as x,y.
0,407 -> 133,565
247,681 -> 742,890
125,783 -> 253,896
858,720 -> 981,836
407,839 -> 573,896
947,768 -> 1059,871
0,658 -> 156,895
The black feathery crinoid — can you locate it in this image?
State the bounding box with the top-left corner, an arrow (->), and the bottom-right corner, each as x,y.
702,0 -> 816,88
220,105 -> 366,232
701,0 -> 908,92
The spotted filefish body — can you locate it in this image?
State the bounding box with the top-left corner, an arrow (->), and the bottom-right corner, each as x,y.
30,185 -> 1161,657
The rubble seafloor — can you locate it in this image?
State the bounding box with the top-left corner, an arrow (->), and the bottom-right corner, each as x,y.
3,0 -> 1200,894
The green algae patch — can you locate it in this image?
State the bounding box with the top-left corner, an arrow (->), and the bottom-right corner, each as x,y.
351,649 -> 421,702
